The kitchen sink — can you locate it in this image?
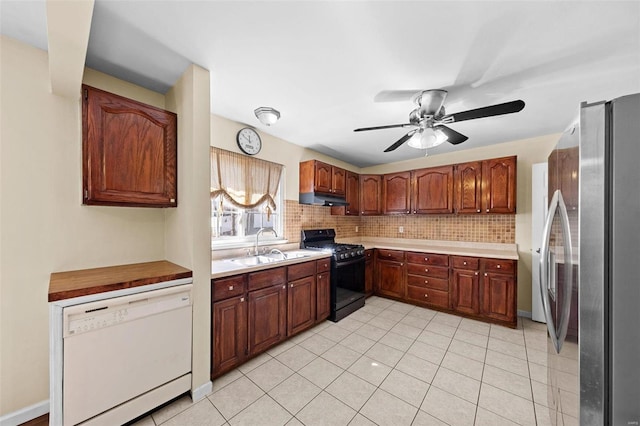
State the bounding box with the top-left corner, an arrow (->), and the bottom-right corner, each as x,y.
264,252 -> 311,261
225,251 -> 311,266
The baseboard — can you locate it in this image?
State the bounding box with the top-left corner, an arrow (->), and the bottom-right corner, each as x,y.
0,400 -> 49,426
518,309 -> 532,319
191,380 -> 213,402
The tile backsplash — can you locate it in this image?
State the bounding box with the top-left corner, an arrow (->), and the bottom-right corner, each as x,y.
284,200 -> 515,244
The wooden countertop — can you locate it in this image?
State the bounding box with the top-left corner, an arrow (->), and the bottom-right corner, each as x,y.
48,260 -> 193,302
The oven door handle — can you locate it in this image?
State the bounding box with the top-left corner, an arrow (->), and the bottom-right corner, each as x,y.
334,256 -> 365,268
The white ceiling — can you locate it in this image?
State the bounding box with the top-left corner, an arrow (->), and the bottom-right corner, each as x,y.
2,1 -> 639,167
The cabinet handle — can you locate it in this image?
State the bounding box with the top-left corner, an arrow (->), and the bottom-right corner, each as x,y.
424,294 -> 429,298
407,210 -> 410,213
400,263 -> 403,266
497,264 -> 501,269
463,261 -> 467,265
484,273 -> 488,276
290,284 -> 293,288
477,209 -> 481,213
424,257 -> 428,261
318,275 -> 322,279
424,280 -> 429,284
240,297 -> 245,302
486,209 -> 489,212
282,285 -> 285,289
425,268 -> 429,272
475,272 -> 478,276
229,285 -> 234,291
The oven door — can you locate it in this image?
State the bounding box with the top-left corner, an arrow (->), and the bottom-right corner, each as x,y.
334,256 -> 365,292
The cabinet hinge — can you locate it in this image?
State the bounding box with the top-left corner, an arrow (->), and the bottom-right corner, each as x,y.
84,189 -> 88,199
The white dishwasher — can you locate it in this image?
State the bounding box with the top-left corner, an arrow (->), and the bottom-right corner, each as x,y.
59,283 -> 192,425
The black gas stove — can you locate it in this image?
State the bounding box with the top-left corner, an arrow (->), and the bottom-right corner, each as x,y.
301,229 -> 365,322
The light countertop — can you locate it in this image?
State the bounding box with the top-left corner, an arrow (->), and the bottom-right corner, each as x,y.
211,249 -> 331,279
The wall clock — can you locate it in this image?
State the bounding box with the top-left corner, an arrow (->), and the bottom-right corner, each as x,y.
236,127 -> 262,155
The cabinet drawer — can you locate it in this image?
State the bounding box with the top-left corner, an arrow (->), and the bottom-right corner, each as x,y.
407,274 -> 449,291
406,264 -> 449,279
484,259 -> 515,274
451,256 -> 480,270
316,258 -> 331,273
212,275 -> 246,302
407,286 -> 449,308
288,261 -> 316,282
376,249 -> 405,262
248,267 -> 286,291
406,252 -> 448,266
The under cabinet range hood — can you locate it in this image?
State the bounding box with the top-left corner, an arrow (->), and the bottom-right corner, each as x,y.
299,192 -> 349,207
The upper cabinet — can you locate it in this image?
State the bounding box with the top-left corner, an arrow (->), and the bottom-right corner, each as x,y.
331,170 -> 359,216
82,85 -> 177,207
299,160 -> 346,196
360,174 -> 382,216
455,156 -> 516,214
383,171 -> 412,214
548,147 -> 578,210
412,166 -> 454,214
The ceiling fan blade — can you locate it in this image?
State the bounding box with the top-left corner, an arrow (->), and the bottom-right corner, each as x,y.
384,130 -> 416,152
373,90 -> 422,102
446,100 -> 525,123
435,125 -> 468,145
354,123 -> 412,132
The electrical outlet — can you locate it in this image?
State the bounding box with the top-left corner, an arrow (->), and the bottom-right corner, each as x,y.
355,226 -> 359,233
399,226 -> 404,233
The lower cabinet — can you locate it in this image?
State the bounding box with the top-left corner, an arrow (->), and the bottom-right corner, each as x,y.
480,259 -> 517,324
364,249 -> 374,296
316,271 -> 330,322
288,275 -> 316,336
248,283 -> 287,355
212,295 -> 247,376
375,250 -> 405,298
451,256 -> 480,315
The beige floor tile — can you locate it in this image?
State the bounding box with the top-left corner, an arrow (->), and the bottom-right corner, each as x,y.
325,371 -> 377,411
269,373 -> 321,415
347,355 -> 392,386
531,379 -> 549,407
348,413 -> 377,426
162,399 -> 225,426
478,383 -> 536,426
407,306 -> 437,321
246,358 -> 294,392
454,329 -> 489,348
286,417 -> 304,426
484,349 -> 529,378
228,395 -> 291,426
458,318 -> 491,336
354,323 -> 387,341
522,318 -> 548,331
298,357 -> 344,388
360,389 -> 418,426
276,345 -> 317,371
321,343 -> 362,369
211,369 -> 243,394
525,333 -> 548,350
424,321 -> 457,338
431,312 -> 462,328
340,333 -> 377,353
432,366 -> 481,404
389,300 -> 415,312
489,325 -> 525,346
390,322 -> 423,339
296,391 -> 357,426
208,376 -> 265,419
407,340 -> 446,365
441,351 -> 484,381
367,315 -> 397,331
267,340 -> 296,357
379,308 -> 406,322
237,352 -> 272,374
151,395 -> 195,424
474,407 -> 519,425
348,309 -> 376,323
488,337 -> 527,359
411,410 -> 448,425
335,317 -> 365,332
421,386 -> 477,426
364,342 -> 404,367
526,347 -> 548,366
528,361 -> 549,384
318,324 -> 352,342
130,415 -> 154,426
416,330 -> 452,350
312,320 -> 332,333
380,369 -> 430,408
481,364 -> 532,400
289,329 -> 316,344
535,402 -> 553,426
361,304 -> 384,315
399,314 -> 430,330
395,353 -> 439,383
367,296 -> 393,308
379,331 -> 415,352
299,333 -> 336,356
447,339 -> 486,362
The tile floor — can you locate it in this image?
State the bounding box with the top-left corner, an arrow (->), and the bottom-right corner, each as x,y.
133,296 -> 555,426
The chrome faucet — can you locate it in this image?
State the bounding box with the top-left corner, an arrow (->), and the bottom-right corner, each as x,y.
270,248 -> 286,259
255,227 -> 277,256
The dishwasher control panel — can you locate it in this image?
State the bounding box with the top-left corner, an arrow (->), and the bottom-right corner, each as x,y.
63,285 -> 192,337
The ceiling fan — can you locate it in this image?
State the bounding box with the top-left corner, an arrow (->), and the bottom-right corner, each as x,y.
354,90 -> 525,153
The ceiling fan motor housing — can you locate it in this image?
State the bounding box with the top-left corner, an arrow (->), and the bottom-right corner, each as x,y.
417,89 -> 448,117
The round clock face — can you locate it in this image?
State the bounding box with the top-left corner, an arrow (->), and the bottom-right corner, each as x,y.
236,128 -> 262,155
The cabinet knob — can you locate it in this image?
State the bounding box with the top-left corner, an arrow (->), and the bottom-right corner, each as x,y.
400,263 -> 404,266
229,285 -> 234,291
425,280 -> 429,284
240,297 -> 245,302
425,268 -> 429,272
477,209 -> 481,213
424,294 -> 429,298
486,209 -> 489,212
424,257 -> 428,261
290,284 -> 293,288
318,275 -> 322,279
497,264 -> 501,269
475,272 -> 478,276
463,262 -> 467,265
282,285 -> 286,289
407,210 -> 410,213
484,273 -> 488,276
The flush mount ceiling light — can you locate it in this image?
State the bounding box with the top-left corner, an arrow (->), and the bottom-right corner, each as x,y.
254,107 -> 281,126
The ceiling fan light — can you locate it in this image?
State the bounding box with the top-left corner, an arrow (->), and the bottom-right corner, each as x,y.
432,128 -> 448,146
407,129 -> 425,149
254,107 -> 281,126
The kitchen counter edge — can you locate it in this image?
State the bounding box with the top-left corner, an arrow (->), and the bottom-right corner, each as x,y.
212,250 -> 332,279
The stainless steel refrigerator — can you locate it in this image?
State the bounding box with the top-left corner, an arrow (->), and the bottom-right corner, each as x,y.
540,93 -> 640,425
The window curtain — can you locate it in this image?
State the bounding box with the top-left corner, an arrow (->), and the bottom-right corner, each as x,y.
210,148 -> 283,217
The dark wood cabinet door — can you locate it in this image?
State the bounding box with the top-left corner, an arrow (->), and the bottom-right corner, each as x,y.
383,171 -> 411,214
480,272 -> 516,324
288,276 -> 316,335
316,272 -> 330,322
248,284 -> 287,355
331,171 -> 359,216
557,148 -> 579,210
483,156 -> 517,213
332,167 -> 346,197
376,259 -> 405,298
82,85 -> 177,207
454,161 -> 482,214
364,250 -> 374,296
412,166 -> 454,214
451,269 -> 480,314
314,161 -> 333,194
360,174 -> 382,215
212,296 -> 247,378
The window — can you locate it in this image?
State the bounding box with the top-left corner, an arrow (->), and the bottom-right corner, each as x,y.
210,148 -> 285,249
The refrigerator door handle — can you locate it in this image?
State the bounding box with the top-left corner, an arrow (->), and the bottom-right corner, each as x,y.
556,192 -> 574,351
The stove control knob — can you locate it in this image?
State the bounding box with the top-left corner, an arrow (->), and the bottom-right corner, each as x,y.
340,254 -> 345,259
